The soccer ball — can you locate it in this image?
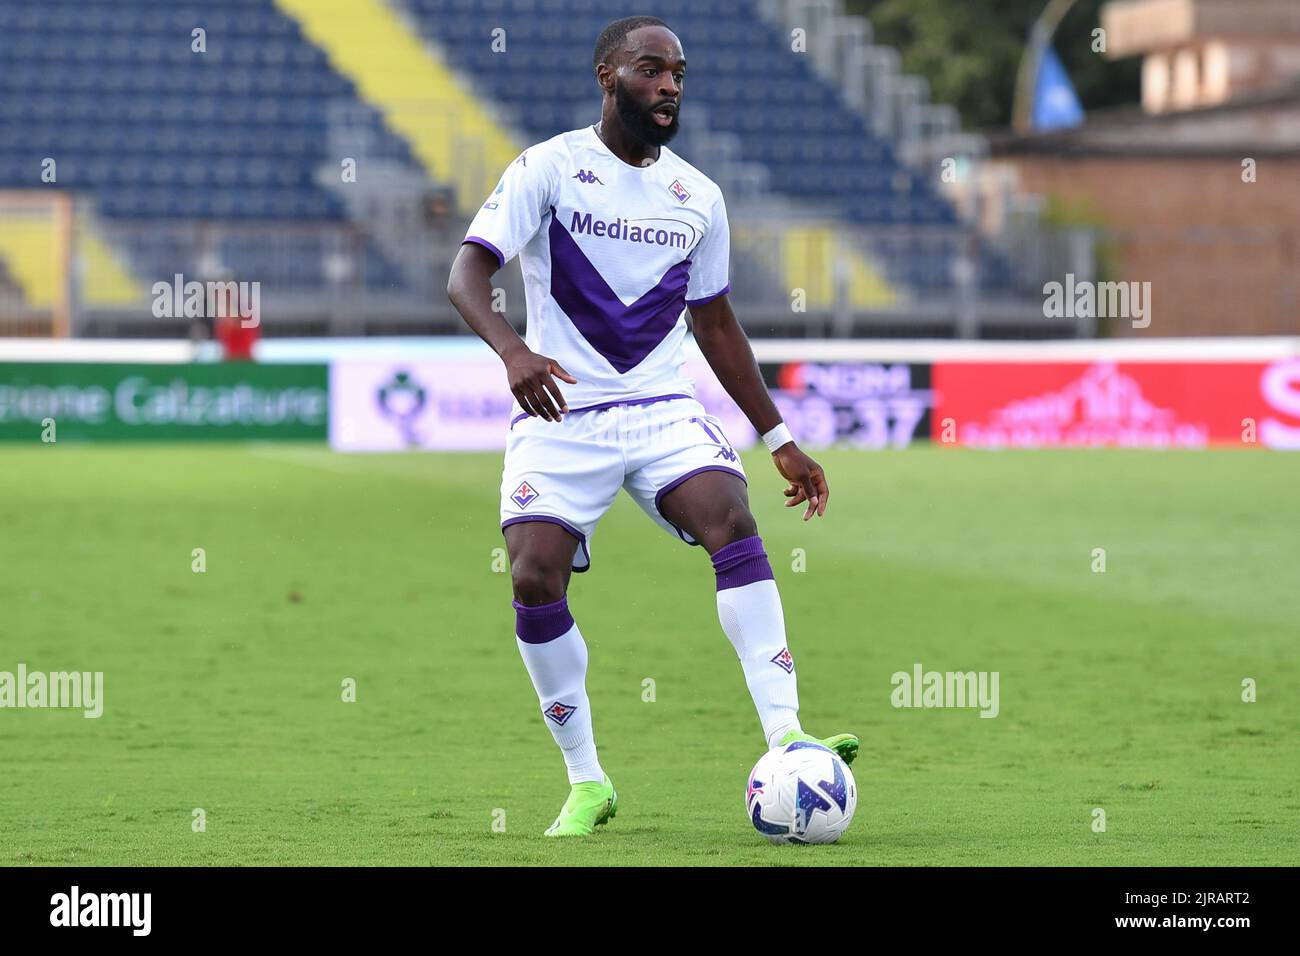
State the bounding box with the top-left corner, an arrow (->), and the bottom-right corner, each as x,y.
745,741 -> 857,844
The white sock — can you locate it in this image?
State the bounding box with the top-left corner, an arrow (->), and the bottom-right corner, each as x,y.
514,597 -> 604,784
712,536 -> 802,748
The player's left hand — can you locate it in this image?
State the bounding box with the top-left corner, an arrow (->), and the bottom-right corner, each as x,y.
772,444 -> 829,520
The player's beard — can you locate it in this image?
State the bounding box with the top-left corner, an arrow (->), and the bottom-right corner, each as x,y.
615,77 -> 679,147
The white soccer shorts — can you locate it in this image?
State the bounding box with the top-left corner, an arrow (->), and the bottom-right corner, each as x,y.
499,396 -> 747,571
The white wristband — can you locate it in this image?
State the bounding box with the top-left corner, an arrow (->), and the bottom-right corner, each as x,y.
761,423 -> 793,453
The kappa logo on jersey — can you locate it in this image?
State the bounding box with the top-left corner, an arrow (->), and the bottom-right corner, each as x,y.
669,179 -> 690,203
511,481 -> 539,508
573,169 -> 604,185
771,648 -> 795,673
543,700 -> 578,726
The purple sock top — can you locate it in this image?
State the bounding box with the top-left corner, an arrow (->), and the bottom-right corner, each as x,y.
513,596 -> 575,644
711,535 -> 775,592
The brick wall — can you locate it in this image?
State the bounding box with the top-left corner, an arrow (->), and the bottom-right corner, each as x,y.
1002,155 -> 1299,335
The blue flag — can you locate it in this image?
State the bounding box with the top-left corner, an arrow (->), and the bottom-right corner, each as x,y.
1032,45 -> 1084,131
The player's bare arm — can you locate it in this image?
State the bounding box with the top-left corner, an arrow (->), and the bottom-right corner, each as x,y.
689,293 -> 830,520
446,242 -> 576,422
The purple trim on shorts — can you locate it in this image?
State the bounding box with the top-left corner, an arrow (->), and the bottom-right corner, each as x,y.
500,515 -> 591,573
710,534 -> 775,592
509,393 -> 692,430
653,465 -> 748,547
686,284 -> 730,307
571,392 -> 691,415
689,416 -> 721,443
463,236 -> 505,269
512,595 -> 575,644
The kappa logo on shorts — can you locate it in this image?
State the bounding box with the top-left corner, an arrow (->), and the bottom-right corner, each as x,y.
511,481 -> 539,508
771,648 -> 795,673
543,700 -> 578,726
691,416 -> 739,462
669,179 -> 690,203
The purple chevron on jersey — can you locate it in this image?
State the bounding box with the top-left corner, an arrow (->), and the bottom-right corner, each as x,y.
548,209 -> 691,374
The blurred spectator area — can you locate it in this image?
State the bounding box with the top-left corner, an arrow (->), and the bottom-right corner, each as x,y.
11,0 -> 1294,338
0,0 -> 1086,339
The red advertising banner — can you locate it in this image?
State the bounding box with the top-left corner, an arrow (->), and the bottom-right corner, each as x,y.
932,359 -> 1300,449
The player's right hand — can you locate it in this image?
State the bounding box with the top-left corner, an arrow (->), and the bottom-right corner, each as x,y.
503,347 -> 577,422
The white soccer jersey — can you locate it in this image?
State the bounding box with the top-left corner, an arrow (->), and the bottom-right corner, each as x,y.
462,126 -> 731,413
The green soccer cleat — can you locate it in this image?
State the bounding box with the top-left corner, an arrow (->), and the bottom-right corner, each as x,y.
543,774 -> 618,837
778,729 -> 859,765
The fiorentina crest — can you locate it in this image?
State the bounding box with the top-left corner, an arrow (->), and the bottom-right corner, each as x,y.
668,179 -> 690,203
511,481 -> 538,508
771,648 -> 795,673
543,700 -> 578,726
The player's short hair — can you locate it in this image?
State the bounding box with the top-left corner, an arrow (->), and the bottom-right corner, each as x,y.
592,16 -> 670,74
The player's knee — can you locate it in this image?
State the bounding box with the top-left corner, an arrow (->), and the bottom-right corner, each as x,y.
723,506 -> 758,544
510,560 -> 567,605
699,502 -> 757,551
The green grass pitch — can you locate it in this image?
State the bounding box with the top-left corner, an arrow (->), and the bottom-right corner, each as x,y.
1,444 -> 1296,866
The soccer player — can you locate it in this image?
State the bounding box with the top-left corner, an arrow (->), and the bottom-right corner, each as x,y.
447,16 -> 858,836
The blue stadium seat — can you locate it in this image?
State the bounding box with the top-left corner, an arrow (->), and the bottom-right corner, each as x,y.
0,0 -> 418,294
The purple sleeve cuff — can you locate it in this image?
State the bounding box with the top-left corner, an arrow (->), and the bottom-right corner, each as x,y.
686,284 -> 730,307
463,236 -> 505,269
